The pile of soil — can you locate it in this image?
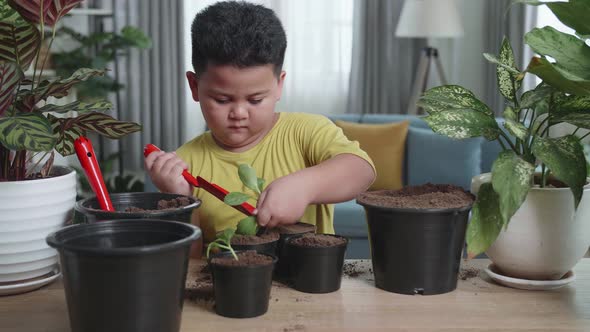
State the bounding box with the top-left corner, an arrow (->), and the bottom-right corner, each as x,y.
124,197 -> 191,212
459,267 -> 480,280
357,183 -> 474,209
185,265 -> 214,302
342,261 -> 364,277
211,250 -> 273,267
276,222 -> 316,235
290,233 -> 347,248
231,230 -> 280,245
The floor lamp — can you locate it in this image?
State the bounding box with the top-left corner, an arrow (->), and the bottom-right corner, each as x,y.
395,0 -> 463,115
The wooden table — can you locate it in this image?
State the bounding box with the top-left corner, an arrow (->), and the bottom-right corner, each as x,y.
1,259 -> 589,332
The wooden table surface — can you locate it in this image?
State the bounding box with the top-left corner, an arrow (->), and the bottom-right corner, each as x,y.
1,259 -> 589,332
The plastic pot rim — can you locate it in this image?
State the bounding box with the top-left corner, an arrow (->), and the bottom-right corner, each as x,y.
208,250 -> 278,270
356,199 -> 473,214
75,193 -> 201,218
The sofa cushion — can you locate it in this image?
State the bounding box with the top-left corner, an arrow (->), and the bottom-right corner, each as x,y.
407,127 -> 483,190
325,113 -> 362,123
361,114 -> 430,129
335,120 -> 409,190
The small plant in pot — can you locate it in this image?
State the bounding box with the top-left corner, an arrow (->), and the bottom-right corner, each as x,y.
418,0 -> 590,282
0,0 -> 141,287
357,184 -> 474,295
206,228 -> 277,318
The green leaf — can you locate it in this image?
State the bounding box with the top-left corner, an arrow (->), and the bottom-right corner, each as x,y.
238,164 -> 260,194
503,119 -> 528,141
466,183 -> 504,258
0,1 -> 26,24
483,53 -> 521,75
526,57 -> 590,96
532,136 -> 587,208
47,113 -> 84,156
520,83 -> 553,109
424,109 -> 501,141
550,95 -> 590,129
0,112 -> 55,151
224,192 -> 251,206
218,228 -> 235,244
491,151 -> 535,225
38,101 -> 113,114
0,61 -> 23,116
418,85 -> 493,116
0,21 -> 40,71
525,27 -> 590,79
496,37 -> 522,102
120,26 -> 152,49
236,216 -> 258,236
546,0 -> 590,37
503,106 -> 517,121
72,112 -> 141,139
257,177 -> 265,192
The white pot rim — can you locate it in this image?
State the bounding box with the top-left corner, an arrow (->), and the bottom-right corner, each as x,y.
474,173 -> 590,192
0,165 -> 74,186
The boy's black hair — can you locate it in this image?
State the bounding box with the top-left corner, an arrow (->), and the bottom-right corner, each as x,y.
190,1 -> 287,78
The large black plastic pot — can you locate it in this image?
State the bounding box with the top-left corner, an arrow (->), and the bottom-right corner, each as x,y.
284,234 -> 348,293
209,251 -> 277,318
46,219 -> 201,332
358,201 -> 471,295
73,192 -> 200,224
274,222 -> 316,280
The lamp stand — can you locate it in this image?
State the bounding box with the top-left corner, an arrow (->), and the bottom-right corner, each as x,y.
406,46 -> 448,115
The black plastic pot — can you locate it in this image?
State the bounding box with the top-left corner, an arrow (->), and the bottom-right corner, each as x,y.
46,219 -> 201,332
209,251 -> 277,318
73,192 -> 200,224
274,222 -> 316,280
358,201 -> 471,295
284,234 -> 348,293
231,238 -> 279,256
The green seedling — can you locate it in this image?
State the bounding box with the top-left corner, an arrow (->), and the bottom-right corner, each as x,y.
206,228 -> 238,260
223,164 -> 266,236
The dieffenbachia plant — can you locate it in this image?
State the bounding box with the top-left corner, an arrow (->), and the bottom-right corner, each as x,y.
0,0 -> 141,181
418,0 -> 590,257
223,164 -> 266,236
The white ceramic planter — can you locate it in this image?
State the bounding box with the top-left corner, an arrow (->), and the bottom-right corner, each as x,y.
0,166 -> 76,283
472,173 -> 590,280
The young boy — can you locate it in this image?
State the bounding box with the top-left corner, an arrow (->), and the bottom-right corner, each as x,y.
145,1 -> 375,252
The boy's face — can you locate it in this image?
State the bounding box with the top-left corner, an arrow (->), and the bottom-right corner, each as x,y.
186,64 -> 285,152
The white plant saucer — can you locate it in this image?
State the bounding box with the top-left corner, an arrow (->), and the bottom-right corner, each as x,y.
484,264 -> 575,291
0,267 -> 60,296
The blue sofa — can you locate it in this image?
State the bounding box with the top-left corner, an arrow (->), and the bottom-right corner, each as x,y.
326,113 -> 504,258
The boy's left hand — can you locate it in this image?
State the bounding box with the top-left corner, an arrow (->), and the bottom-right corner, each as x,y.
254,174 -> 313,228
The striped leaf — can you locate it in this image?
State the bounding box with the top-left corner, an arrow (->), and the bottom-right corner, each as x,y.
47,113 -> 83,155
418,85 -> 492,115
0,61 -> 23,116
0,112 -> 55,151
424,109 -> 501,141
73,112 -> 141,139
496,37 -> 521,102
0,1 -> 26,25
38,100 -> 112,114
0,21 -> 40,71
550,95 -> 590,129
7,0 -> 81,27
526,57 -> 590,96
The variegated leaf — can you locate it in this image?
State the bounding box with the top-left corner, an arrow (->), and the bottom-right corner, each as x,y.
0,61 -> 23,116
73,112 -> 141,139
38,100 -> 112,114
47,113 -> 83,155
483,53 -> 520,75
424,109 -> 501,141
502,106 -> 517,121
466,182 -> 503,258
520,83 -> 553,109
550,95 -> 590,129
0,21 -> 40,71
418,85 -> 492,115
496,37 -> 521,102
526,57 -> 590,96
546,0 -> 590,37
503,119 -> 528,141
8,0 -> 81,27
532,136 -> 587,208
0,112 -> 55,151
491,151 -> 535,225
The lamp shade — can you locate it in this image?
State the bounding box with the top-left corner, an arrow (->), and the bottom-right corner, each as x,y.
395,0 -> 463,38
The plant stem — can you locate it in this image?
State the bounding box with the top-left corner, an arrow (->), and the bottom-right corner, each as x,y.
497,137 -> 508,151
499,131 -> 519,154
540,163 -> 548,188
37,26 -> 56,88
11,150 -> 26,180
572,127 -> 580,137
0,145 -> 9,181
27,151 -> 49,177
580,131 -> 590,141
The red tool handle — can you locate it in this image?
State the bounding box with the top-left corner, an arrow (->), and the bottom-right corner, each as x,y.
75,137 -> 114,212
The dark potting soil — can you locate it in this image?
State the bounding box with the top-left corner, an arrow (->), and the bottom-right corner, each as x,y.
231,230 -> 280,245
290,233 -> 346,248
276,222 -> 316,235
211,250 -> 273,267
123,197 -> 191,212
185,265 -> 213,303
357,183 -> 474,209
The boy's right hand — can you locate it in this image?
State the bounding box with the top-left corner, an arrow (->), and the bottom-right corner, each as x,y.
144,151 -> 193,196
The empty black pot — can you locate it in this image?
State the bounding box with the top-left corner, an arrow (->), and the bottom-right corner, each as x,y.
274,222 -> 316,280
358,201 -> 471,295
46,219 -> 201,332
73,192 -> 200,224
284,234 -> 348,293
209,251 -> 277,318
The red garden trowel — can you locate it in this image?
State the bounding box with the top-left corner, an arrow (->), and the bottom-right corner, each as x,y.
74,136 -> 115,212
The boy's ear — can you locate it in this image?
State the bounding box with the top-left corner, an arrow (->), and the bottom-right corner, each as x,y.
186,71 -> 200,102
276,70 -> 286,101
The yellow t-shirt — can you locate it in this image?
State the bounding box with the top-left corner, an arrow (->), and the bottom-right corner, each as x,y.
176,112 -> 374,242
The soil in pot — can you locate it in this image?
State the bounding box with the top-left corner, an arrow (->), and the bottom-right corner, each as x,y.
230,230 -> 280,256
209,250 -> 277,318
357,183 -> 474,295
285,233 -> 348,294
124,197 -> 192,212
274,222 -> 316,279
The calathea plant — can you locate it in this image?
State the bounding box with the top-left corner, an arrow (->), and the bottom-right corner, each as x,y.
418,0 -> 589,257
0,0 -> 141,181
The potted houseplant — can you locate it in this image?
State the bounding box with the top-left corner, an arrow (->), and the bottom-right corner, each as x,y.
0,0 -> 140,288
418,0 -> 590,281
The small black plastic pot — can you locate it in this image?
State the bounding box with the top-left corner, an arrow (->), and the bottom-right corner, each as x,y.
73,192 -> 200,224
46,219 -> 201,332
274,222 -> 316,280
209,251 -> 277,318
358,201 -> 471,295
284,234 -> 348,293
